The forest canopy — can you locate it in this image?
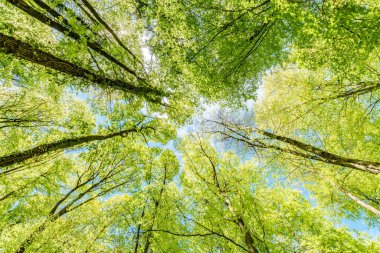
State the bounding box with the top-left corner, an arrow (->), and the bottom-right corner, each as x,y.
0,0 -> 379,252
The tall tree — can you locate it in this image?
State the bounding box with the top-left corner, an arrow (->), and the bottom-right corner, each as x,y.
177,136 -> 380,252
211,119 -> 380,174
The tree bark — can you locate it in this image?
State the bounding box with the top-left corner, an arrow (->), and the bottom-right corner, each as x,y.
223,196 -> 259,253
346,192 -> 380,216
0,127 -> 138,170
6,0 -> 143,81
143,166 -> 168,253
134,200 -> 147,253
198,139 -> 260,253
254,128 -> 380,174
0,33 -> 164,103
79,0 -> 140,63
327,179 -> 380,217
326,81 -> 380,101
14,217 -> 54,253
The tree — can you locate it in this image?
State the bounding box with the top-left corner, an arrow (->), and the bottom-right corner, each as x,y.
1,0 -> 380,252
0,120 -> 153,170
177,136 -> 379,252
211,119 -> 380,174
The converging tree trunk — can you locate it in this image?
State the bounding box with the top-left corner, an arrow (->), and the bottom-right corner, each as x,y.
0,127 -> 140,170
345,191 -> 380,216
215,121 -> 380,174
6,0 -> 143,81
196,140 -> 260,253
255,128 -> 380,174
143,166 -> 168,253
13,159 -> 134,253
0,33 -> 164,103
326,81 -> 380,101
326,178 -> 380,217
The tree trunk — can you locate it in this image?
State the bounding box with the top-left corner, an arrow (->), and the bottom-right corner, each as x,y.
14,217 -> 54,253
322,177 -> 380,217
346,192 -> 380,216
0,33 -> 163,103
143,167 -> 168,253
0,128 -> 138,170
327,81 -> 380,101
223,196 -> 259,253
327,179 -> 380,217
6,0 -> 143,81
79,0 -> 140,63
255,128 -> 380,174
200,139 -> 261,253
134,198 -> 148,253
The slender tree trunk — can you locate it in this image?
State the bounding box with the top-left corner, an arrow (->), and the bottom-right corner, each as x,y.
318,173 -> 380,216
223,196 -> 259,253
199,140 -> 260,253
254,128 -> 380,174
79,0 -> 140,63
6,0 -> 143,81
326,178 -> 380,217
0,190 -> 15,202
143,167 -> 167,253
14,217 -> 55,253
239,219 -> 259,253
0,128 -> 138,170
134,198 -> 148,253
0,33 -> 163,102
346,192 -> 380,216
218,122 -> 380,174
326,81 -> 380,101
13,163 -> 121,253
0,172 -> 47,201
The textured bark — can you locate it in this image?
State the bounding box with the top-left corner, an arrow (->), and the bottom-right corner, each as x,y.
255,128 -> 380,174
0,33 -> 164,102
14,218 -> 53,253
6,0 -> 143,81
80,0 -> 140,63
0,127 -> 138,169
143,166 -> 168,253
223,196 -> 259,253
346,192 -> 380,216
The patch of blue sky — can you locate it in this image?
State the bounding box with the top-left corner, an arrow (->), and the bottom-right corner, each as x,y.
341,217 -> 380,240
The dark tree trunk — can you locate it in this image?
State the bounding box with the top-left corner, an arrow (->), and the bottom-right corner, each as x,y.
143,167 -> 168,253
0,33 -> 164,103
14,217 -> 54,253
6,0 -> 143,81
0,128 -> 138,170
255,128 -> 380,174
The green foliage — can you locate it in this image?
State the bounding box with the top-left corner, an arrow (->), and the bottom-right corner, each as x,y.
254,65 -> 380,226
0,0 -> 379,252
